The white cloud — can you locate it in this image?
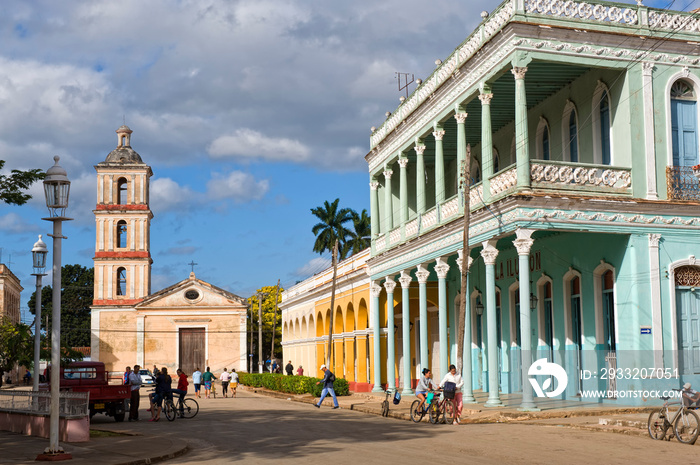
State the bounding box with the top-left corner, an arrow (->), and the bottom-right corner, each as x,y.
207,128 -> 310,163
292,256 -> 331,279
0,213 -> 41,233
150,177 -> 202,212
206,171 -> 269,202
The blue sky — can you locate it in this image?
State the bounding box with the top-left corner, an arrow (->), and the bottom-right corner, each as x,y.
0,0 -> 687,322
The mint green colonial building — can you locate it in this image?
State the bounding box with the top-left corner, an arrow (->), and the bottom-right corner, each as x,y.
365,0 -> 700,407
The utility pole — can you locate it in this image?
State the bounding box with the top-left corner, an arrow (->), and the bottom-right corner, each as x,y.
248,304 -> 254,373
456,145 -> 472,374
326,240 -> 339,368
258,291 -> 264,374
271,280 -> 280,370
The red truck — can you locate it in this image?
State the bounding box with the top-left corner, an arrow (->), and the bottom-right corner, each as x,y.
42,361 -> 130,422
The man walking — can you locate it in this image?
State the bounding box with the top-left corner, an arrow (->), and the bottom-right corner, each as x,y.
285,360 -> 294,376
314,364 -> 339,409
193,367 -> 202,398
128,364 -> 142,421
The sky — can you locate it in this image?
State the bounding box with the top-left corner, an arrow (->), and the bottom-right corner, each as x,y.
0,0 -> 686,322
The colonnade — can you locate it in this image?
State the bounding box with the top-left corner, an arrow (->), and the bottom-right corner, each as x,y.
370,67 -> 532,241
370,227 -> 539,410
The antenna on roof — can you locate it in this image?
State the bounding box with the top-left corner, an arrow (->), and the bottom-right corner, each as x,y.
396,72 -> 415,99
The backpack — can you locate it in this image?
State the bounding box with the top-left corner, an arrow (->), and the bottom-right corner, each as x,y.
328,371 -> 336,383
393,390 -> 402,405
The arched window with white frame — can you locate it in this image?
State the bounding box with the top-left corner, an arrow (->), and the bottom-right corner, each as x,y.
592,81 -> 612,165
562,101 -> 579,163
536,117 -> 551,161
116,267 -> 127,296
670,79 -> 698,168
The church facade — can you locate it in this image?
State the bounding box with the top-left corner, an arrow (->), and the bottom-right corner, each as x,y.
90,126 -> 247,376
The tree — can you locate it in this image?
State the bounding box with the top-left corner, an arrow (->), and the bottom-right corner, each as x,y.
0,160 -> 45,205
0,318 -> 34,387
27,264 -> 94,348
247,285 -> 284,372
341,209 -> 371,259
311,198 -> 354,258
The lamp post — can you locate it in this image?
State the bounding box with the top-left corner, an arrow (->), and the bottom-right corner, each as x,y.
38,156 -> 72,461
31,235 -> 48,393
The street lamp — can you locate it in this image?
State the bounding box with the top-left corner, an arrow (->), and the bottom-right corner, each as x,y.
31,235 -> 48,393
38,156 -> 72,461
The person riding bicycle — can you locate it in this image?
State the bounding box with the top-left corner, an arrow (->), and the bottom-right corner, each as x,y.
439,364 -> 464,425
682,382 -> 700,408
415,368 -> 439,412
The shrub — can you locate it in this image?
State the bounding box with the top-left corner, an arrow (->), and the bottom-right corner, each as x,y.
238,373 -> 349,396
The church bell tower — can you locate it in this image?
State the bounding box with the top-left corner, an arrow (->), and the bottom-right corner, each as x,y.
93,126 -> 153,306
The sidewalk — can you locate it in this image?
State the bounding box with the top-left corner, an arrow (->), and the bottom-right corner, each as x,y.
249,386 -> 655,424
0,427 -> 187,465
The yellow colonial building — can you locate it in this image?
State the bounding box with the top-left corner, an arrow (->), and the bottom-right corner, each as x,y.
280,248 -> 442,392
90,126 -> 247,376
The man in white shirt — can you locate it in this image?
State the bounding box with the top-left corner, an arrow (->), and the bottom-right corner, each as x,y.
192,368 -> 202,399
220,368 -> 231,398
230,369 -> 239,398
128,365 -> 142,421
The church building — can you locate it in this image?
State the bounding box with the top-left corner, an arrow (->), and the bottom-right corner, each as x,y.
90,126 -> 248,376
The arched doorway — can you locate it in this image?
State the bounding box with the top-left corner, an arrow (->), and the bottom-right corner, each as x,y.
676,265 -> 700,378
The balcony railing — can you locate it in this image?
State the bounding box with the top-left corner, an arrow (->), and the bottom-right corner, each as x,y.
666,166 -> 700,201
530,161 -> 631,195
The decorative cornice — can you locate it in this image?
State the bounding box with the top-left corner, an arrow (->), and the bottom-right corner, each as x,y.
416,264 -> 430,283
454,113 -> 468,124
433,130 -> 446,141
480,240 -> 499,265
478,93 -> 494,105
95,204 -> 149,211
95,251 -> 151,259
384,278 -> 397,294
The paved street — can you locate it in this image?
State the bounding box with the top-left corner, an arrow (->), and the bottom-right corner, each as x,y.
80,389 -> 700,464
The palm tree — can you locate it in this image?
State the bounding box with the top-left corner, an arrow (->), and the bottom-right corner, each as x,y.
341,209 -> 371,259
311,198 -> 354,256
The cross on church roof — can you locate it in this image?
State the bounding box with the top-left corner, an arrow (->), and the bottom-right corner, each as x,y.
188,260 -> 198,273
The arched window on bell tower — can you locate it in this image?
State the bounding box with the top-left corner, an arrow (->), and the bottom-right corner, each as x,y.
117,220 -> 127,249
116,267 -> 127,296
117,178 -> 128,204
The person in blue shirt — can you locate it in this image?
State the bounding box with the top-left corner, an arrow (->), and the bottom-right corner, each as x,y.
149,367 -> 172,422
192,368 -> 202,399
314,364 -> 339,409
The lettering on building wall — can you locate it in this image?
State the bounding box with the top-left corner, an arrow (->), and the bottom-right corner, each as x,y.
495,251 -> 541,281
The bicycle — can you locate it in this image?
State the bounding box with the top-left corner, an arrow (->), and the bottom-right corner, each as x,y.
410,391 -> 440,423
428,391 -> 455,425
381,389 -> 396,417
209,381 -> 217,399
175,395 -> 199,419
648,389 -> 699,444
162,393 -> 178,422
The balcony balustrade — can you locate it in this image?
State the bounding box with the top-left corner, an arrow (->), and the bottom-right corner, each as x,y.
666,166 -> 700,201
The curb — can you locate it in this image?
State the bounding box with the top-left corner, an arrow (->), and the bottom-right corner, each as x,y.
118,443 -> 190,465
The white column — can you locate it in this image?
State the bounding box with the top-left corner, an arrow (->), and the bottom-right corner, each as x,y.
130,219 -> 136,250
107,266 -> 113,298
98,175 -> 103,204
131,174 -> 136,204
649,233 -> 663,368
130,265 -> 136,298
399,270 -> 413,395
141,174 -> 145,204
384,168 -> 394,232
108,175 -> 113,204
371,281 -> 384,392
99,219 -> 105,251
108,219 -> 114,250
416,264 -> 430,371
481,240 -> 502,407
642,62 -> 658,200
384,277 -> 397,390
97,266 -> 104,300
435,257 -> 450,378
